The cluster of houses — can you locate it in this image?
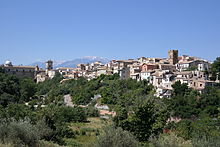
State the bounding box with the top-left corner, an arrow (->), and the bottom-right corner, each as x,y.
1,50 -> 218,98
57,50 -> 217,97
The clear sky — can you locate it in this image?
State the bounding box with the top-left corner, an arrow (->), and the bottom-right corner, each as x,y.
0,0 -> 220,65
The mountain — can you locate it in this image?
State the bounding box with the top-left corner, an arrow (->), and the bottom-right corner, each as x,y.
29,60 -> 66,69
28,56 -> 110,69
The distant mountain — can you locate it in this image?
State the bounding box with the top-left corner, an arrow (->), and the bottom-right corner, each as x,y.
29,60 -> 66,69
28,56 -> 110,69
29,61 -> 45,68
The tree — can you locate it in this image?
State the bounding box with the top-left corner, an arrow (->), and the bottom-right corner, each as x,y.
198,87 -> 220,117
0,73 -> 20,97
116,100 -> 157,142
0,93 -> 16,108
210,57 -> 220,80
171,81 -> 190,96
166,81 -> 200,118
38,105 -> 87,145
0,67 -> 4,73
165,115 -> 220,145
20,78 -> 37,102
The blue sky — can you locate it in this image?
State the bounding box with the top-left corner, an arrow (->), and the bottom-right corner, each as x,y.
0,0 -> 220,65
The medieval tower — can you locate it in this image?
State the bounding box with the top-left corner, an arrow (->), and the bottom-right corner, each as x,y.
45,60 -> 53,74
168,50 -> 178,65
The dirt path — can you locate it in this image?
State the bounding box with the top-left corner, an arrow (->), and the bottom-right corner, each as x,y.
64,94 -> 74,107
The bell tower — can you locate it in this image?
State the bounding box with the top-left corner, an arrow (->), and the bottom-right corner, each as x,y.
168,50 -> 178,65
45,60 -> 53,74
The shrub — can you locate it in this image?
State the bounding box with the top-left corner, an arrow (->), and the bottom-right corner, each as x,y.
149,132 -> 192,147
94,126 -> 138,147
192,136 -> 220,147
0,118 -> 51,146
85,106 -> 99,117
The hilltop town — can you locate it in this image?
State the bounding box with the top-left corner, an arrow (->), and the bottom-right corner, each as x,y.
1,50 -> 218,98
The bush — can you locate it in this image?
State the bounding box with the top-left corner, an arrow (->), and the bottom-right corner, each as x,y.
37,140 -> 61,147
94,126 -> 138,147
56,106 -> 87,123
0,118 -> 51,146
85,106 -> 99,117
149,132 -> 192,147
192,136 -> 220,147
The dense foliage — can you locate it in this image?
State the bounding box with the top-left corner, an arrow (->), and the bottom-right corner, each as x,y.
165,81 -> 220,119
162,80 -> 220,147
0,70 -> 87,145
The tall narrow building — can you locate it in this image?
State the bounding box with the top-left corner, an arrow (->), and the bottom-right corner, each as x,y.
46,60 -> 53,70
45,60 -> 53,75
168,50 -> 178,65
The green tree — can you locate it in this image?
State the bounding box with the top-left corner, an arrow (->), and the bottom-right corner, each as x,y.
171,81 -> 190,96
166,81 -> 200,118
0,73 -> 20,97
0,93 -> 16,108
210,57 -> 220,80
38,105 -> 87,145
117,100 -> 156,142
198,87 -> 220,117
20,78 -> 37,102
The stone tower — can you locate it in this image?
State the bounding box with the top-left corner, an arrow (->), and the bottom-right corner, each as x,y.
46,60 -> 53,71
168,50 -> 178,65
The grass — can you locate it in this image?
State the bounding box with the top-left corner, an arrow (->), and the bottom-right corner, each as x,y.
71,117 -> 108,130
0,143 -> 13,147
67,117 -> 111,147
